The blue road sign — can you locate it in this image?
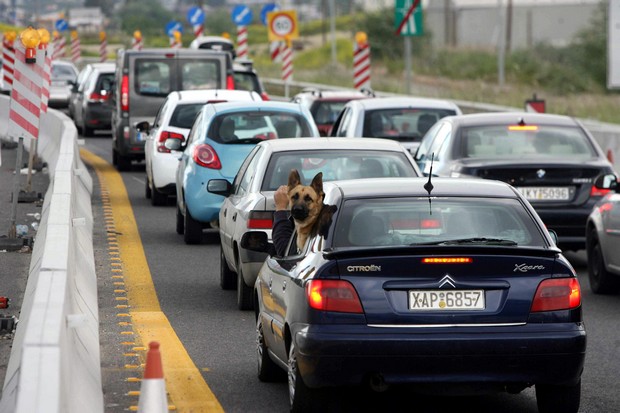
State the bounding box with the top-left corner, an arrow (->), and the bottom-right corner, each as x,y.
231,5 -> 253,26
165,21 -> 183,37
261,3 -> 279,26
187,6 -> 205,25
55,19 -> 68,32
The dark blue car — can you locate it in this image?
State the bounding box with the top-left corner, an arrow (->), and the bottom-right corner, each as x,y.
244,177 -> 586,413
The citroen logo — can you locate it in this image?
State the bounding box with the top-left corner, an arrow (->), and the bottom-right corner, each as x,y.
536,169 -> 546,179
438,275 -> 456,289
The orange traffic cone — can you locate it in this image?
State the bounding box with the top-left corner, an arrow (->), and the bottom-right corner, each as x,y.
137,341 -> 169,413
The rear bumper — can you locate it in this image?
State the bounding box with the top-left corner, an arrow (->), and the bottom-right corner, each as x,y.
294,323 -> 586,389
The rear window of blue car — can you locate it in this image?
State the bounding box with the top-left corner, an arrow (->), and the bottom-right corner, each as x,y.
207,111 -> 315,143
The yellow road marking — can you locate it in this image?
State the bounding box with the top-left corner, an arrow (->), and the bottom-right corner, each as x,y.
81,149 -> 224,413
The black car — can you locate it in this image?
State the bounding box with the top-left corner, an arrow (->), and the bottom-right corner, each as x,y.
414,112 -> 618,251
244,177 -> 585,413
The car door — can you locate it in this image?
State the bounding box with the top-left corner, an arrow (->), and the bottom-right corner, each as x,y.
176,110 -> 205,210
145,98 -> 169,183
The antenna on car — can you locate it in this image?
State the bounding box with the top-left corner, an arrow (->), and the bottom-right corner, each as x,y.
424,153 -> 434,214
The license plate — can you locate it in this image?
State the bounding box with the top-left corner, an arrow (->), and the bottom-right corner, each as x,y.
515,186 -> 570,201
409,290 -> 485,311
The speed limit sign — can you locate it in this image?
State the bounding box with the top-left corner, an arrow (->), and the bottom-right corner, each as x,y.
267,10 -> 298,41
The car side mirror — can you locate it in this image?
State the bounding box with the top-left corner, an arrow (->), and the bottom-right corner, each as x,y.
207,179 -> 232,197
240,231 -> 273,255
593,173 -> 618,191
135,121 -> 150,133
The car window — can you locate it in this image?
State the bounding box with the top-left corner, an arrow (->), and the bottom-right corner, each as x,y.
233,71 -> 260,93
136,61 -> 171,96
96,73 -> 115,94
335,107 -> 354,137
235,147 -> 262,196
169,103 -> 205,129
312,101 -> 348,124
181,60 -> 221,90
152,98 -> 171,129
261,150 -> 418,191
185,111 -> 204,147
363,108 -> 456,139
52,64 -> 77,81
207,111 -> 313,144
425,122 -> 453,162
460,125 -> 597,159
415,121 -> 445,161
232,146 -> 261,195
332,197 -> 545,248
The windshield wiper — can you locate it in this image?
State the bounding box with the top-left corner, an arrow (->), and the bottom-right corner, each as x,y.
412,237 -> 518,246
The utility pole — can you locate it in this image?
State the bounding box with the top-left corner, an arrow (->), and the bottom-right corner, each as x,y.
329,0 -> 337,66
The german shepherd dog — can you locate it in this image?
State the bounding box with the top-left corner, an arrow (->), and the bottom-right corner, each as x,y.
287,169 -> 337,251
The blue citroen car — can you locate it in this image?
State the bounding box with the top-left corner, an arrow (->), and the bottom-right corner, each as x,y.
243,177 -> 586,413
171,100 -> 319,244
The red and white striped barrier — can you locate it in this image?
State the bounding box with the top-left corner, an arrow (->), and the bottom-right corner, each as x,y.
132,31 -> 143,50
193,23 -> 203,38
8,35 -> 43,142
99,31 -> 108,62
137,341 -> 168,413
2,32 -> 16,91
52,31 -> 66,60
281,44 -> 293,82
270,41 -> 283,63
236,25 -> 248,59
70,30 -> 82,65
353,32 -> 371,90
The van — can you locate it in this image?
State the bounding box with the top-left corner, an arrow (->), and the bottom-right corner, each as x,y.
111,47 -> 234,171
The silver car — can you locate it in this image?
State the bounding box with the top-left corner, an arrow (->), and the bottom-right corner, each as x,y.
585,176 -> 620,293
49,60 -> 79,109
207,137 -> 422,310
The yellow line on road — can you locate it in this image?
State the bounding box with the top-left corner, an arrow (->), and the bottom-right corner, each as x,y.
81,149 -> 224,413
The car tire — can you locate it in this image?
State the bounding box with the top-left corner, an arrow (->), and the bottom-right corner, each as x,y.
176,204 -> 184,235
145,177 -> 152,199
183,205 -> 203,244
237,261 -> 253,310
536,379 -> 581,413
220,246 -> 236,290
151,187 -> 167,206
288,341 -> 327,413
256,317 -> 284,382
115,152 -> 131,171
83,125 -> 93,137
587,230 -> 620,294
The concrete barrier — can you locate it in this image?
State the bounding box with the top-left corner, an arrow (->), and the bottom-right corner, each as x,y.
0,95 -> 103,413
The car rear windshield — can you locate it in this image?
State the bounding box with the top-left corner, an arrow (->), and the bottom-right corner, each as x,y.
332,197 -> 546,248
261,150 -> 419,191
311,101 -> 349,125
52,65 -> 77,82
363,108 -> 457,140
233,71 -> 261,94
459,124 -> 597,159
207,111 -> 314,144
135,59 -> 222,97
170,103 -> 204,129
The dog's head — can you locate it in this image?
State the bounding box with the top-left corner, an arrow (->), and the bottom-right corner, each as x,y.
287,169 -> 324,227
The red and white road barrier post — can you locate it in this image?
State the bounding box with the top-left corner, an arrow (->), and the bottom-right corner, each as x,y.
99,31 -> 108,62
137,341 -> 168,413
52,30 -> 66,60
2,31 -> 16,92
281,38 -> 293,98
70,30 -> 82,65
353,31 -> 371,91
132,30 -> 143,50
270,41 -> 283,63
236,25 -> 248,59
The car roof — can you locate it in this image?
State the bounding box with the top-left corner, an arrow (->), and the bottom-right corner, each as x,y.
442,111 -> 580,127
90,64 -> 116,74
168,89 -> 262,103
324,177 -> 520,199
211,100 -> 307,113
350,96 -> 460,110
295,89 -> 369,100
258,137 -> 413,152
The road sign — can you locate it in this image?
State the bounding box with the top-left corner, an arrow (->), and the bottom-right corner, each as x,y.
261,3 -> 279,26
187,6 -> 205,25
165,21 -> 183,37
232,5 -> 253,26
55,19 -> 68,32
267,10 -> 298,42
395,0 -> 424,37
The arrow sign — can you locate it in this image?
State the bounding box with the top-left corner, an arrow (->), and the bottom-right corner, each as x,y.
395,0 -> 420,35
261,3 -> 279,26
232,5 -> 253,26
187,6 -> 205,25
165,21 -> 183,37
55,19 -> 68,32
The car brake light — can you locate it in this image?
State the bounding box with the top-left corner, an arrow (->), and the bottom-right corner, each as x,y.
508,125 -> 538,131
590,186 -> 611,197
226,74 -> 235,90
193,144 -> 221,169
306,280 -> 363,313
158,131 -> 184,153
121,75 -> 129,112
88,92 -> 109,102
530,278 -> 581,312
598,202 -> 613,213
247,211 -> 273,229
422,257 -> 473,264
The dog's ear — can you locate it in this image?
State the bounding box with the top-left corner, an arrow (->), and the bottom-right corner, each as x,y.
317,204 -> 337,238
288,169 -> 301,190
310,172 -> 324,198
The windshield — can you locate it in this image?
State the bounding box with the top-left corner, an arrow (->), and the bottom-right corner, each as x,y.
332,197 -> 546,248
207,111 -> 314,144
363,108 -> 456,140
261,150 -> 418,190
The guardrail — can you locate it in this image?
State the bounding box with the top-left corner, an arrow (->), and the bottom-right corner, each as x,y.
0,96 -> 104,413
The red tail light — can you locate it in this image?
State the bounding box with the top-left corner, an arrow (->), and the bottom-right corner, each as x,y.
121,75 -> 129,112
531,278 -> 581,312
158,131 -> 184,153
88,92 -> 109,102
590,186 -> 611,197
247,211 -> 273,229
226,74 -> 235,90
253,132 -> 277,140
260,92 -> 270,101
306,280 -> 363,313
193,144 -> 221,169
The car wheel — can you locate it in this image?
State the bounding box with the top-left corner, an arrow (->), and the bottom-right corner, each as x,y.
112,149 -> 118,166
237,260 -> 254,310
183,204 -> 203,244
83,125 -> 93,137
145,177 -> 152,199
220,245 -> 236,290
288,341 -> 327,413
151,186 -> 167,206
536,379 -> 581,413
176,204 -> 184,235
256,317 -> 284,382
587,230 -> 620,294
116,153 -> 131,172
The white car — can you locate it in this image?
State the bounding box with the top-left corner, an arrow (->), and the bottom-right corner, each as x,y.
330,96 -> 462,154
49,60 -> 79,109
206,137 -> 422,310
137,89 -> 262,206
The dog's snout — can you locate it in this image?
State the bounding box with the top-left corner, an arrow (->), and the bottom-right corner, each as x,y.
291,204 -> 309,220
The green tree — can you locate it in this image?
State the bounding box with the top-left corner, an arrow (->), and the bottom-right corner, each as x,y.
117,0 -> 175,38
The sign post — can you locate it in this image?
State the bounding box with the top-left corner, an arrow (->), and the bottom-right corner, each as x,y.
187,6 -> 205,39
267,10 -> 299,98
232,5 -> 253,59
395,0 -> 424,94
